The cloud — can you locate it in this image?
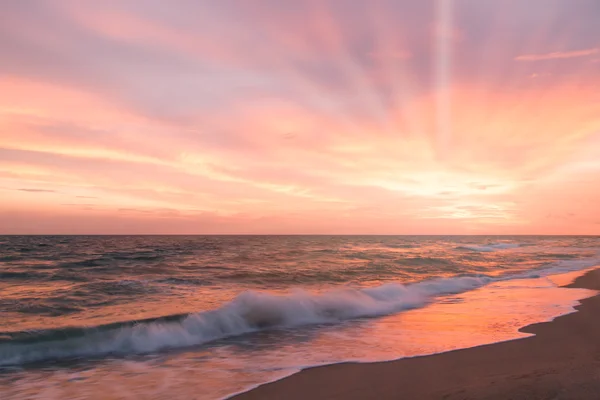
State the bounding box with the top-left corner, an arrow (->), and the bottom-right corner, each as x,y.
17,188 -> 56,193
118,208 -> 154,214
515,48 -> 599,61
368,50 -> 412,60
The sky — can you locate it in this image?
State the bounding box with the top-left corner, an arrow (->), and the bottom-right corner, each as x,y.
1,0 -> 599,234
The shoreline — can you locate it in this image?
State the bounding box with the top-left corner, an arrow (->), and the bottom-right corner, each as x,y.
232,267 -> 600,400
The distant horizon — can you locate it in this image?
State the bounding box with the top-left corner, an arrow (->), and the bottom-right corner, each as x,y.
2,233 -> 598,237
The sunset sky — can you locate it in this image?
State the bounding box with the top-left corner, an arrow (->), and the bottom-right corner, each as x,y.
1,0 -> 599,234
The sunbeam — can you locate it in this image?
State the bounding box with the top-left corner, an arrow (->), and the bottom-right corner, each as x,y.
434,0 -> 454,157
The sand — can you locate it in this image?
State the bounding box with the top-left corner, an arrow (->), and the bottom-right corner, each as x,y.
232,268 -> 600,400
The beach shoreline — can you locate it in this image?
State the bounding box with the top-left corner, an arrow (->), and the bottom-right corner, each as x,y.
232,267 -> 600,400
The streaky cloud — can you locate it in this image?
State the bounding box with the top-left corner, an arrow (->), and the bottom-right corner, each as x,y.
515,48 -> 599,61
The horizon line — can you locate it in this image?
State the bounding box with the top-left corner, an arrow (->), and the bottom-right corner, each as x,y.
1,233 -> 598,237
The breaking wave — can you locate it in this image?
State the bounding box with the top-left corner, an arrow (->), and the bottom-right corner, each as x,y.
2,254 -> 599,367
0,275 -> 495,366
0,250 -> 600,366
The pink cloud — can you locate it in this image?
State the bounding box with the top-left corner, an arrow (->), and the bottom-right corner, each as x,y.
368,50 -> 412,60
515,48 -> 599,61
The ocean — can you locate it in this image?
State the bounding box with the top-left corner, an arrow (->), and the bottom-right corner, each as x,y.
1,235 -> 599,399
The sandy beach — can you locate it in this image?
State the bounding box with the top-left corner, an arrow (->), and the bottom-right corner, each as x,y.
233,268 -> 600,400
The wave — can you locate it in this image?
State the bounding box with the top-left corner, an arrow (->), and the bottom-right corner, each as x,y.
3,255 -> 599,367
0,275 -> 495,366
457,243 -> 521,252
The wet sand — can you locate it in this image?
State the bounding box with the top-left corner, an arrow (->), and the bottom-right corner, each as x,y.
233,268 -> 600,400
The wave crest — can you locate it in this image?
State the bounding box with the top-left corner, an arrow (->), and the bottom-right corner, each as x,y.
0,275 -> 494,366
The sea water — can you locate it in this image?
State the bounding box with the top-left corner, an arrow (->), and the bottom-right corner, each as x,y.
1,235 -> 598,399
